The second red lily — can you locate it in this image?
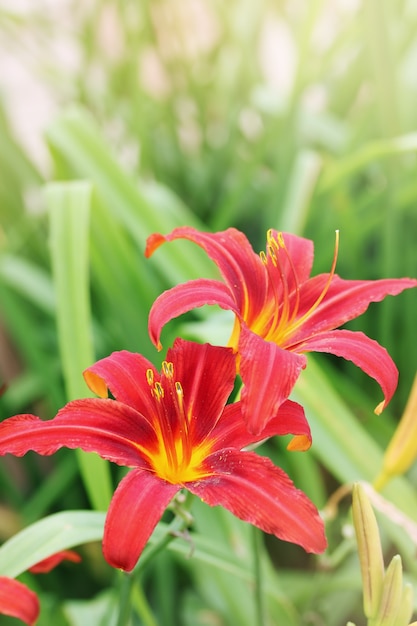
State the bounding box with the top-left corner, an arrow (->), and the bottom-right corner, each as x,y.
146,227 -> 417,434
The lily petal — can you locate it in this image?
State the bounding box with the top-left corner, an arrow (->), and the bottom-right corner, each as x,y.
103,469 -> 179,571
211,400 -> 311,451
189,449 -> 326,554
0,576 -> 39,626
268,230 -> 315,295
146,227 -> 267,314
29,550 -> 82,574
239,326 -> 307,433
300,329 -> 398,413
290,276 -> 417,345
84,350 -> 158,420
148,279 -> 237,349
0,399 -> 158,467
166,339 -> 236,443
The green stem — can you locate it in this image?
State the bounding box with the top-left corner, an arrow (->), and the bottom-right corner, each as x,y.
135,507 -> 191,575
116,570 -> 134,626
131,581 -> 159,626
116,570 -> 159,626
252,525 -> 266,626
116,492 -> 194,625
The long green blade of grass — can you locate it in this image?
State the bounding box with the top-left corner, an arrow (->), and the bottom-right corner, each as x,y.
46,181 -> 112,511
46,107 -> 217,285
0,510 -> 105,578
319,132 -> 417,192
293,357 -> 417,520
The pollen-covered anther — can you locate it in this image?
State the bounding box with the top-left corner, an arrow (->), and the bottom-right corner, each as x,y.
277,231 -> 286,248
146,368 -> 154,386
153,381 -> 164,401
174,381 -> 187,426
266,243 -> 278,266
266,228 -> 284,252
162,360 -> 174,378
175,381 -> 184,397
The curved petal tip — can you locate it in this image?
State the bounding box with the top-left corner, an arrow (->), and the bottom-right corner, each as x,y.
83,370 -> 108,398
374,399 -> 385,415
287,434 -> 312,451
145,233 -> 166,258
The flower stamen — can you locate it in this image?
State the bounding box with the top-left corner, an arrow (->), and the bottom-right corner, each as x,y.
261,230 -> 339,346
280,230 -> 339,343
145,362 -> 211,484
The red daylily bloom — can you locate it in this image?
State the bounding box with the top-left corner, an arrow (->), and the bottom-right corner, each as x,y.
0,551 -> 81,624
0,339 -> 326,572
145,227 -> 417,434
28,550 -> 82,574
0,576 -> 39,625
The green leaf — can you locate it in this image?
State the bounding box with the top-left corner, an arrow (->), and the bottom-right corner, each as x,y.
0,511 -> 105,578
45,107 -> 216,285
293,357 -> 417,520
319,133 -> 417,192
46,181 -> 113,511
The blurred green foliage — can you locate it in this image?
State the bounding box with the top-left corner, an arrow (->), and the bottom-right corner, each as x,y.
0,0 -> 417,624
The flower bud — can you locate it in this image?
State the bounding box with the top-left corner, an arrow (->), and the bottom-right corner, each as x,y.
393,582 -> 414,626
352,483 -> 384,618
374,555 -> 403,626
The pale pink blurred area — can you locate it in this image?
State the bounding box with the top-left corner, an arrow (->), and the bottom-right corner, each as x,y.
0,0 -> 86,170
0,0 -> 398,172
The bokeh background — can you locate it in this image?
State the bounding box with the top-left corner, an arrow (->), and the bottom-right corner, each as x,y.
1,1 -> 417,624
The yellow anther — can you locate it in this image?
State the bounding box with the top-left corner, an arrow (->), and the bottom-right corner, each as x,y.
277,232 -> 286,248
146,369 -> 154,386
267,244 -> 278,266
162,361 -> 174,378
154,381 -> 164,400
175,381 -> 186,420
259,250 -> 267,264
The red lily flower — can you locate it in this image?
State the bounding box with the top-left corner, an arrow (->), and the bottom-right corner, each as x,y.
0,551 -> 80,624
0,339 -> 326,571
28,550 -> 82,574
0,576 -> 39,625
145,227 -> 417,434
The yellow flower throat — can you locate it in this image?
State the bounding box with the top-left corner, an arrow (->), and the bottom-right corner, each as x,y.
146,362 -> 213,485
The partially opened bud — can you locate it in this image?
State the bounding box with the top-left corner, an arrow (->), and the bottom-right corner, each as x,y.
393,583 -> 414,626
352,483 -> 384,618
374,373 -> 417,490
375,555 -> 403,626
